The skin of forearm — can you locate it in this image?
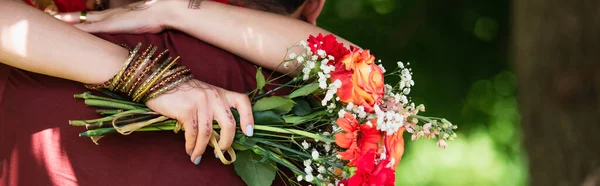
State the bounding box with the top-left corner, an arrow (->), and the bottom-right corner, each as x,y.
0,0 -> 128,84
166,1 -> 356,75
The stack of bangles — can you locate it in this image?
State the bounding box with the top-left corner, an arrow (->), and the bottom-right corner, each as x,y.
85,43 -> 193,103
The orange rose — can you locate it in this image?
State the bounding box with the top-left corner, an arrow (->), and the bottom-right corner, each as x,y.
330,47 -> 384,113
385,127 -> 405,170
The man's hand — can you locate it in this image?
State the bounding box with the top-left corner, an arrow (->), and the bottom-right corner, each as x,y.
146,79 -> 255,165
53,0 -> 176,34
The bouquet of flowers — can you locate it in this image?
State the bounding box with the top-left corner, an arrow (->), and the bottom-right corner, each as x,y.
70,34 -> 457,186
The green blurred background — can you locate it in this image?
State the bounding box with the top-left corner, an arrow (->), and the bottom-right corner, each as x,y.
317,0 -> 526,185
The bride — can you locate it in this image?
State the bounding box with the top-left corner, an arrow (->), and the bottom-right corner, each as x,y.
0,0 -> 358,185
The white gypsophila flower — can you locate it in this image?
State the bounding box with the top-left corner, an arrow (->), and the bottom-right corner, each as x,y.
385,84 -> 393,96
297,55 -> 305,63
401,95 -> 409,104
303,159 -> 312,167
357,106 -> 367,118
397,61 -> 404,69
300,40 -> 308,47
332,125 -> 340,133
317,49 -> 326,58
380,150 -> 387,160
374,104 -> 404,135
283,62 -> 290,69
302,60 -> 316,80
366,121 -> 373,128
336,154 -> 342,159
303,72 -> 310,81
345,102 -> 355,111
337,109 -> 347,118
328,55 -> 335,61
305,174 -> 314,182
399,81 -> 406,90
341,172 -> 348,179
386,157 -> 396,168
328,183 -> 335,186
289,53 -> 297,59
322,59 -> 330,67
302,140 -> 310,149
378,64 -> 386,73
307,60 -> 316,68
318,166 -> 326,173
311,55 -> 319,61
318,72 -> 328,89
324,142 -> 331,152
327,103 -> 336,111
321,80 -> 342,106
305,166 -> 313,174
297,175 -> 303,182
311,150 -> 319,160
336,97 -> 340,101
317,174 -> 324,180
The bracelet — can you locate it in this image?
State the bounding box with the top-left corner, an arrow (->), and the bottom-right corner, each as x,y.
108,43 -> 142,90
128,49 -> 168,96
84,43 -> 193,103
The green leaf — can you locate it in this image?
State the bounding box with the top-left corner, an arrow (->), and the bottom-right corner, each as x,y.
234,150 -> 277,186
252,96 -> 296,115
287,83 -> 319,99
290,98 -> 312,116
231,109 -> 284,126
283,110 -> 328,125
255,68 -> 266,94
254,111 -> 285,126
232,141 -> 249,151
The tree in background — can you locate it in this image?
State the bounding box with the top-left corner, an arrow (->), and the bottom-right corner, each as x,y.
513,1 -> 600,185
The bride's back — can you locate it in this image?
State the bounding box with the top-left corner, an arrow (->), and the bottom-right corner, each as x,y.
0,30 -> 289,186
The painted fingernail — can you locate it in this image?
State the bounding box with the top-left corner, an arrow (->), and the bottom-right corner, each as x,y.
246,125 -> 254,137
189,151 -> 193,156
194,155 -> 202,165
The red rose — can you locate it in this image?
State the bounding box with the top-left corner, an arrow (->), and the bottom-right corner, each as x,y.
342,150 -> 395,186
307,34 -> 350,64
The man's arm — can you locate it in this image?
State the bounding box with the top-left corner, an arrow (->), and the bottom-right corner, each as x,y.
0,0 -> 127,84
166,1 -> 355,74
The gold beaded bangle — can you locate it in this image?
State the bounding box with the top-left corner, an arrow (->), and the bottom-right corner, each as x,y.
120,45 -> 157,93
143,75 -> 194,102
127,49 -> 169,96
146,67 -> 191,94
108,43 -> 142,90
132,56 -> 173,99
133,56 -> 180,102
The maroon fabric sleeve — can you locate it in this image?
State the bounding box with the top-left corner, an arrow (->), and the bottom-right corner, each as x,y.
0,30 -> 291,186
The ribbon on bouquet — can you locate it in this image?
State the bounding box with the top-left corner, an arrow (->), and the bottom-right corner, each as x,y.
109,110 -> 237,165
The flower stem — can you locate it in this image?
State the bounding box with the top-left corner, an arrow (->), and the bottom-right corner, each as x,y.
85,114 -> 160,130
96,109 -> 124,115
252,77 -> 298,102
74,92 -> 145,107
254,125 -> 334,143
84,99 -> 147,110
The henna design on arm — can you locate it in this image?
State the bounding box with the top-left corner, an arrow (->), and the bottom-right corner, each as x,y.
188,0 -> 203,9
122,0 -> 151,10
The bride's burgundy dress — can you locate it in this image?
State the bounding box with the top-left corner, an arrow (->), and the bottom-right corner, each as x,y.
0,30 -> 290,185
